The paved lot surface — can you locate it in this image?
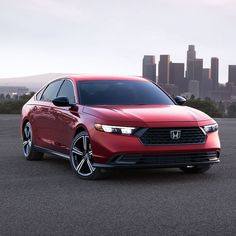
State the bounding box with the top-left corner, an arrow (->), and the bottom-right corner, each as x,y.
0,115 -> 235,236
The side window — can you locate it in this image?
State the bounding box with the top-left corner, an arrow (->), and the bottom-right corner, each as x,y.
57,80 -> 75,104
41,80 -> 63,102
35,87 -> 45,100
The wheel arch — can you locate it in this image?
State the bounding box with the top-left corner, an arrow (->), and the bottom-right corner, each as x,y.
21,118 -> 30,137
74,124 -> 89,138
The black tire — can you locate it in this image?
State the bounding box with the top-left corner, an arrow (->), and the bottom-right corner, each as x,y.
22,122 -> 43,161
180,165 -> 211,174
70,131 -> 105,180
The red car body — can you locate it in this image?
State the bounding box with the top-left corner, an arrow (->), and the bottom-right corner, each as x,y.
21,75 -> 220,179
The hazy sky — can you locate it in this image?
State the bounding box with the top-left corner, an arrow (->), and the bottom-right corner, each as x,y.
0,0 -> 235,83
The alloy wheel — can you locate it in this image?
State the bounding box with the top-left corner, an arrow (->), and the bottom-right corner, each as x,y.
71,135 -> 96,176
23,123 -> 32,157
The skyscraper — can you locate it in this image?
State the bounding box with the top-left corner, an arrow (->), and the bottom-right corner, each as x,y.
186,45 -> 196,81
211,57 -> 219,90
189,80 -> 200,98
202,68 -> 212,98
194,59 -> 203,81
194,58 -> 203,97
158,55 -> 170,84
142,55 -> 156,83
228,65 -> 236,85
169,63 -> 185,93
203,68 -> 211,82
187,45 -> 196,60
185,45 -> 204,97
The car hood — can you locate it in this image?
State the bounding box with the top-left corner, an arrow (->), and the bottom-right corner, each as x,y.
83,105 -> 213,125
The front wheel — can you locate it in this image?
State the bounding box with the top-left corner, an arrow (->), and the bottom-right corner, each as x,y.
180,165 -> 211,174
70,131 -> 104,180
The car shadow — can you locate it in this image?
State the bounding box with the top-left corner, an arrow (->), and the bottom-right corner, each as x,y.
42,154 -> 72,173
105,168 -> 219,183
42,155 -> 219,184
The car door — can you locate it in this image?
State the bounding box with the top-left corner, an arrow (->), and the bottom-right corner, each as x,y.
32,79 -> 64,150
51,79 -> 78,154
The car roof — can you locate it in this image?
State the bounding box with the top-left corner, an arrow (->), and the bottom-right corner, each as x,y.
67,75 -> 148,82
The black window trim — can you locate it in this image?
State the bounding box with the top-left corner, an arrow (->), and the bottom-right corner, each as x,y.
56,78 -> 78,104
35,86 -> 46,101
35,78 -> 78,104
39,79 -> 64,103
151,81 -> 177,105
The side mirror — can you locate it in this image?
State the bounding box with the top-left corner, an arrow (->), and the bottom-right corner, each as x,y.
174,96 -> 186,105
52,97 -> 71,107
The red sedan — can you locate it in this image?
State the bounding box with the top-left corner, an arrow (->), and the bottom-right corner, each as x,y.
20,75 -> 220,180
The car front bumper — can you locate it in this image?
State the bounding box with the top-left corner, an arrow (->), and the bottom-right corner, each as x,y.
93,151 -> 220,168
90,129 -> 221,168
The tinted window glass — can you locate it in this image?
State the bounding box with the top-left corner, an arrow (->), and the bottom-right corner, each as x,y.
41,80 -> 63,102
36,88 -> 45,100
77,80 -> 174,105
57,80 -> 75,104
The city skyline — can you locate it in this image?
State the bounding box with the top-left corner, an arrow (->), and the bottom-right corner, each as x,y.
0,0 -> 236,83
143,45 -> 236,101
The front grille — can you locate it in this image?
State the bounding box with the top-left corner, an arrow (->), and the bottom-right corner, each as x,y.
139,127 -> 206,145
113,152 -> 218,165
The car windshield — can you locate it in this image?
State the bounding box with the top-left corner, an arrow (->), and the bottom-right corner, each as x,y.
77,80 -> 174,106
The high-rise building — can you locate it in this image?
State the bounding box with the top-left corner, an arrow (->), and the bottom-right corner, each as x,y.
194,58 -> 203,97
211,57 -> 219,90
187,45 -> 196,60
189,80 -> 200,98
202,68 -> 212,98
203,68 -> 211,79
194,59 -> 203,82
186,45 -> 196,81
158,55 -> 170,84
228,65 -> 236,85
142,55 -> 156,83
160,84 -> 179,97
169,63 -> 185,93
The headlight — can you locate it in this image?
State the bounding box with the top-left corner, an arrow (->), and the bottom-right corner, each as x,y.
95,124 -> 136,135
203,123 -> 218,133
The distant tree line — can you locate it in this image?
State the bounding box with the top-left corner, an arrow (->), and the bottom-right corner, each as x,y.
0,93 -> 35,114
0,92 -> 236,117
185,96 -> 236,118
185,96 -> 224,118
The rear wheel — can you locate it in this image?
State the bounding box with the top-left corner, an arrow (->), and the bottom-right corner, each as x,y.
70,131 -> 104,180
180,165 -> 211,174
22,122 -> 43,161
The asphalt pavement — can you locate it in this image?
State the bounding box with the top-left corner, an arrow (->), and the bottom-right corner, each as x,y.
0,115 -> 235,236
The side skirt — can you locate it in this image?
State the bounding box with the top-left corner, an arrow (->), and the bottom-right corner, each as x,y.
34,145 -> 70,160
